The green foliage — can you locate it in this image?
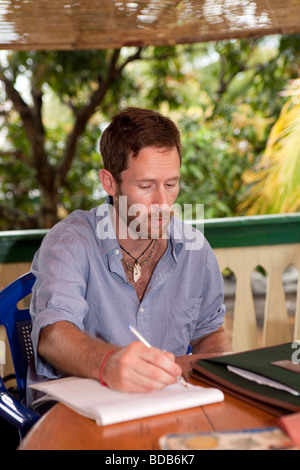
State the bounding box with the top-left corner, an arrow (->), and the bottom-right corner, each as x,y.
176,116 -> 253,219
1,34 -> 300,229
61,122 -> 105,212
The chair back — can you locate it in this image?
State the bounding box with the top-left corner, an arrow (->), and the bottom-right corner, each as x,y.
0,272 -> 35,400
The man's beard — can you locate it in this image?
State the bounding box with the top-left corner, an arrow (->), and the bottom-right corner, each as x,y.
114,192 -> 172,240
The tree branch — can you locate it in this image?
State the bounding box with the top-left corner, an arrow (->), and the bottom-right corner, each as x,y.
118,47 -> 142,74
0,69 -> 49,171
31,86 -> 45,138
58,48 -> 144,185
0,68 -> 35,137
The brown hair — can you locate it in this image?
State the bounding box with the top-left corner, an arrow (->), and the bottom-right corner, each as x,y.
99,107 -> 181,183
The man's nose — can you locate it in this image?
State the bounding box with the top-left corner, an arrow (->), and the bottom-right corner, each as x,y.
152,186 -> 169,207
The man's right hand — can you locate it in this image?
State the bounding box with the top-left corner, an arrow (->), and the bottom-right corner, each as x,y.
101,341 -> 182,393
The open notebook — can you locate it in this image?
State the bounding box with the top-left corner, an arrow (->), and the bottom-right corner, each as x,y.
30,377 -> 224,426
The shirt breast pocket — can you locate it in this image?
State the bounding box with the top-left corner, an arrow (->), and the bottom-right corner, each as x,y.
165,297 -> 202,355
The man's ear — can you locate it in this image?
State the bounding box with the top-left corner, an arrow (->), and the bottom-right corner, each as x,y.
99,169 -> 118,196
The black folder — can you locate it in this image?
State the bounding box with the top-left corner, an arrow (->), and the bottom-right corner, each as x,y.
191,343 -> 300,416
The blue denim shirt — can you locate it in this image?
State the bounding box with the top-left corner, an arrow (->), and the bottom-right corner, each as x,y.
29,199 -> 225,381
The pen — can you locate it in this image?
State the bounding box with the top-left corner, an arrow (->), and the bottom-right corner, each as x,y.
128,324 -> 188,388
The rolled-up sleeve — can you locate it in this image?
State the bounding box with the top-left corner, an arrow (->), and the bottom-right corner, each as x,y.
30,233 -> 89,377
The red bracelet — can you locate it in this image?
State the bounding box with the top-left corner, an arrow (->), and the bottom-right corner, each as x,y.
99,349 -> 115,387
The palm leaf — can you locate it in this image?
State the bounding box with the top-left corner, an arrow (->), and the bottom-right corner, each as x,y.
239,79 -> 300,214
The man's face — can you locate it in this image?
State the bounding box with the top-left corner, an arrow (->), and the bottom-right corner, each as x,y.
115,146 -> 180,239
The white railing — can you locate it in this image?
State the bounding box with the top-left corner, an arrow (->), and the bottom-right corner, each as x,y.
215,243 -> 300,351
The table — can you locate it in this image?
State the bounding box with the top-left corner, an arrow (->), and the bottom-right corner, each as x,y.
19,353 -> 280,450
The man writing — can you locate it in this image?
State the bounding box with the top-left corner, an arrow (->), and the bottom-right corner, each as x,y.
28,107 -> 230,404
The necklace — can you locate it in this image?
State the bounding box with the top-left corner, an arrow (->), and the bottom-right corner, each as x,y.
120,239 -> 157,282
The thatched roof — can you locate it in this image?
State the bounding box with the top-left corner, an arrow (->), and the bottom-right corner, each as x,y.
1,0 -> 300,51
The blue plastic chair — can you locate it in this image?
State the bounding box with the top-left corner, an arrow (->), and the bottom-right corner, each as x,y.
0,272 -> 39,438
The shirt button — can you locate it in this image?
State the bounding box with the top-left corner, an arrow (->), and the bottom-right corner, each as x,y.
140,307 -> 144,313
114,249 -> 120,255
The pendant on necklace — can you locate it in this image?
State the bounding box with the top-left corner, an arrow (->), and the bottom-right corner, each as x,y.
133,262 -> 141,282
